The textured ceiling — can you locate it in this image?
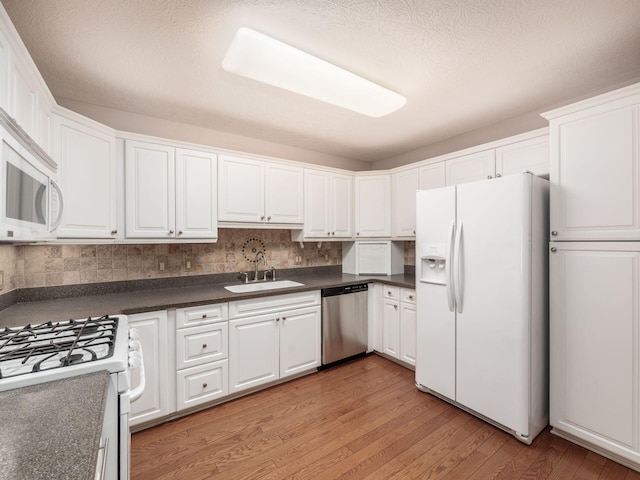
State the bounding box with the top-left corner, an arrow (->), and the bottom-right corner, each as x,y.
2,0 -> 640,163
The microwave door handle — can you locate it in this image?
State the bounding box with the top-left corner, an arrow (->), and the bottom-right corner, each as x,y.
48,178 -> 64,231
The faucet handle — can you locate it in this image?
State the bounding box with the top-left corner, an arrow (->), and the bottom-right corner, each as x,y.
240,272 -> 249,284
270,266 -> 276,281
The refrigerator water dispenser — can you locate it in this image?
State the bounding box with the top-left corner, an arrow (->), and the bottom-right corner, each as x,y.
420,243 -> 447,285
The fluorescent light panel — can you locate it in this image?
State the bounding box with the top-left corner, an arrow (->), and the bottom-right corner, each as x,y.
222,27 -> 406,118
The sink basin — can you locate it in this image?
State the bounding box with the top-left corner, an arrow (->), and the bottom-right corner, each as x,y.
224,280 -> 305,293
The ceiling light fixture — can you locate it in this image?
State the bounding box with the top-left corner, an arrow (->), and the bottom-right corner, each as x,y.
222,27 -> 406,118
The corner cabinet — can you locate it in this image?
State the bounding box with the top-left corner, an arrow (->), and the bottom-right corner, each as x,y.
53,112 -> 117,239
228,291 -> 321,394
218,154 -> 303,225
354,174 -> 391,237
300,168 -> 353,240
129,310 -> 175,427
125,140 -> 218,240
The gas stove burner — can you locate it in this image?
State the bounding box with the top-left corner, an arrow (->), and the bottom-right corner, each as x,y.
60,353 -> 84,366
0,315 -> 119,380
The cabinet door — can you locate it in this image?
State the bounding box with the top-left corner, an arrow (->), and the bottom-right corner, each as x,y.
125,140 -> 175,238
399,302 -> 417,366
445,150 -> 495,186
418,162 -> 446,190
304,169 -> 330,238
10,60 -> 37,138
392,168 -> 419,237
550,105 -> 640,240
330,173 -> 353,238
355,174 -> 391,237
129,311 -> 171,426
550,243 -> 640,463
218,155 -> 264,222
382,298 -> 400,359
229,313 -> 279,393
175,148 -> 217,239
280,306 -> 321,378
496,135 -> 549,178
54,116 -> 117,238
265,162 -> 303,224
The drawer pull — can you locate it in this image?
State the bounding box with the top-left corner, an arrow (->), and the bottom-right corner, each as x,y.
202,314 -> 207,319
408,295 -> 414,300
202,344 -> 207,349
203,383 -> 208,389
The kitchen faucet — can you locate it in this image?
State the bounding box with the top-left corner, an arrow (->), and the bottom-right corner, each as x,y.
253,251 -> 267,282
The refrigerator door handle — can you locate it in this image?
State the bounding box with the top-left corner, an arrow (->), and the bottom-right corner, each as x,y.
454,220 -> 464,313
445,220 -> 456,312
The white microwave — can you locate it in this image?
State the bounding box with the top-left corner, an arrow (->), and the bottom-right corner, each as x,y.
0,110 -> 63,241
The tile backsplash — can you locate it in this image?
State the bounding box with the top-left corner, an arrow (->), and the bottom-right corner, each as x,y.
0,233 -> 416,293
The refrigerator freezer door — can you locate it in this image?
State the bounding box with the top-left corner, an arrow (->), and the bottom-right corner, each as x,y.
454,174 -> 532,435
415,186 -> 457,400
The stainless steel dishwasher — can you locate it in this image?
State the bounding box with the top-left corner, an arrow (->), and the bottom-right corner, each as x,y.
321,283 -> 368,365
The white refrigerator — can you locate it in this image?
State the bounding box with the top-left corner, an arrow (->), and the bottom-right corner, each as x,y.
415,172 -> 549,444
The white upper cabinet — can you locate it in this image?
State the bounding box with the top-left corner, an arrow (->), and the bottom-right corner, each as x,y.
495,135 -> 549,178
218,154 -> 303,225
301,169 -> 353,239
175,148 -> 218,239
445,150 -> 495,186
355,174 -> 391,237
543,84 -> 640,240
418,162 -> 446,190
54,113 -> 117,238
265,162 -> 304,224
125,139 -> 217,240
392,168 -> 419,238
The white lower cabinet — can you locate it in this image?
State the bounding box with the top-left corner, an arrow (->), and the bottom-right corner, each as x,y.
550,242 -> 640,467
378,286 -> 416,367
129,310 -> 175,427
175,303 -> 229,411
228,291 -> 321,394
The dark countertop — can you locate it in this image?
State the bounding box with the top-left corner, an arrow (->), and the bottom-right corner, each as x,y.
0,371 -> 110,480
0,270 -> 415,328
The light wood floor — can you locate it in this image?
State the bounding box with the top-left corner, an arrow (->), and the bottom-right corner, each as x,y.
131,355 -> 640,479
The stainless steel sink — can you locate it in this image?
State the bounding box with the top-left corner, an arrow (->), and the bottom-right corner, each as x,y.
224,280 -> 305,293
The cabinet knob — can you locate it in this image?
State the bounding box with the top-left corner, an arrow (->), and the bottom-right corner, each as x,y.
202,343 -> 207,349
356,232 -> 360,236
550,247 -> 557,253
394,304 -> 398,310
261,216 -> 265,221
409,295 -> 414,300
496,173 -> 502,178
487,175 -> 493,179
267,216 -> 271,221
551,231 -> 558,236
169,229 -> 174,235
202,314 -> 207,319
111,229 -> 117,235
202,383 -> 208,389
327,232 -> 331,236
282,317 -> 286,321
412,230 -> 415,235
178,230 -> 183,235
332,232 -> 335,235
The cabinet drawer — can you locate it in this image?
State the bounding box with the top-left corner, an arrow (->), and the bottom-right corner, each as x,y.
400,288 -> 416,304
176,303 -> 228,328
229,290 -> 320,319
176,323 -> 228,369
176,359 -> 228,411
382,286 -> 399,300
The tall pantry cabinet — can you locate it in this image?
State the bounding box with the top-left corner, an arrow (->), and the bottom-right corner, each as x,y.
543,82 -> 640,470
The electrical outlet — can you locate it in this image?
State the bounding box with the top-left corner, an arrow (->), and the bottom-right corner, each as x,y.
185,258 -> 192,270
158,256 -> 168,272
324,254 -> 329,261
0,270 -> 4,290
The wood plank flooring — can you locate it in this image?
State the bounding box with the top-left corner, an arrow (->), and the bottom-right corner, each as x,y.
131,355 -> 640,479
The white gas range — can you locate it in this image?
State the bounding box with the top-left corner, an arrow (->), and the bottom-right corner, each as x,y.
0,314 -> 144,480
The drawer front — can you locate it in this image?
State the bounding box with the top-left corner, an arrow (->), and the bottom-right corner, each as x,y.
176,360 -> 228,411
400,288 -> 416,304
228,290 -> 320,319
382,286 -> 399,300
177,323 -> 228,369
176,303 -> 228,328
